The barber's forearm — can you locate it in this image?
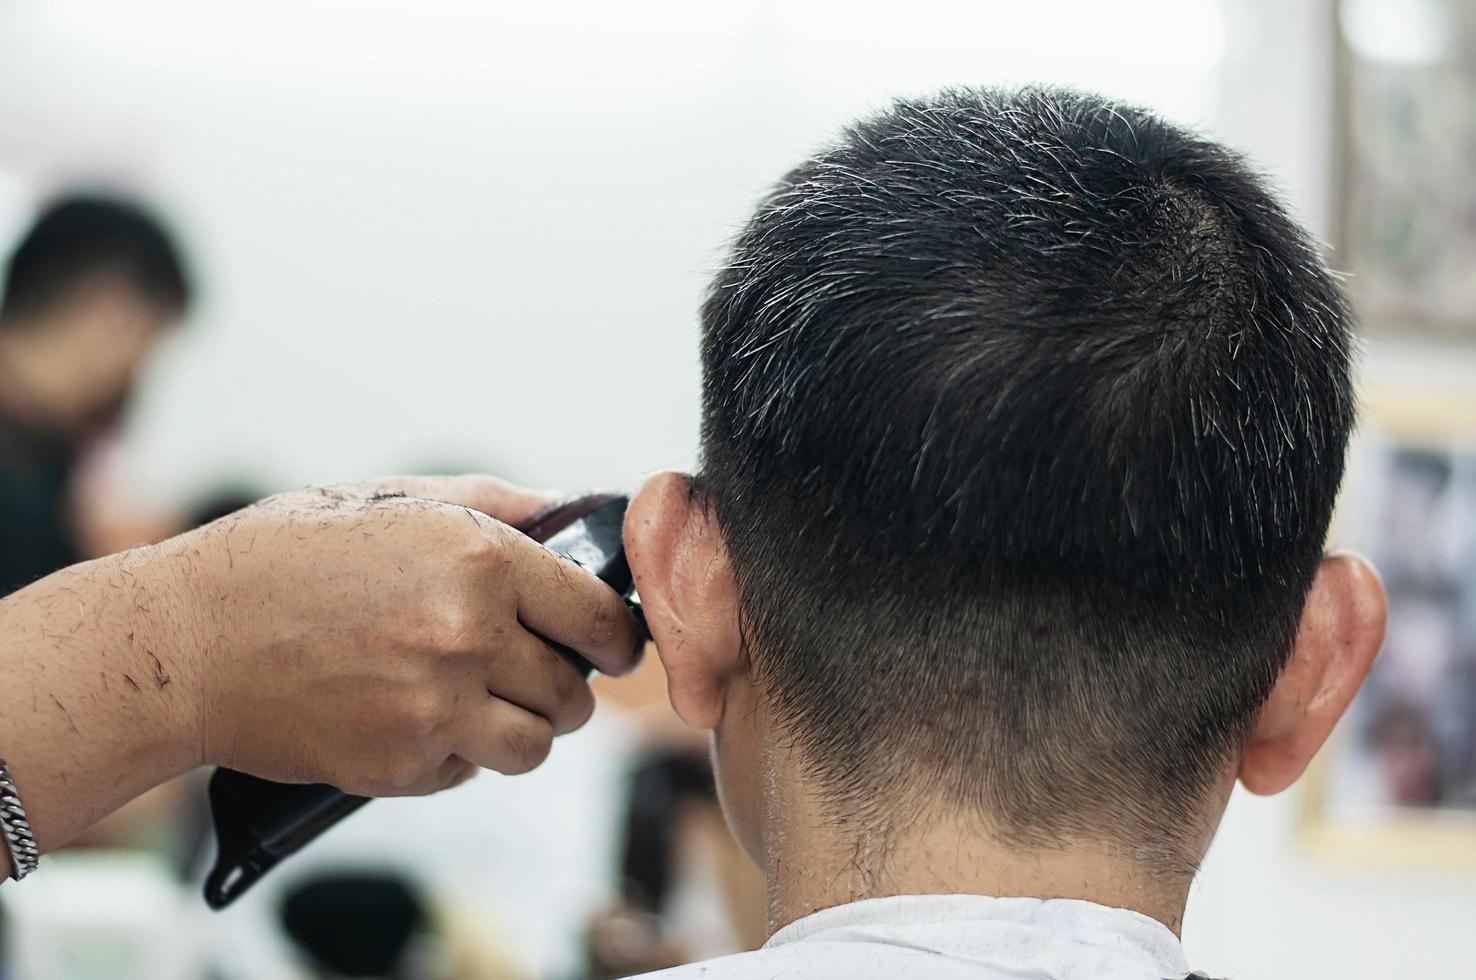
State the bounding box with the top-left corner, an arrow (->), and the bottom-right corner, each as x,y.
0,546 -> 205,855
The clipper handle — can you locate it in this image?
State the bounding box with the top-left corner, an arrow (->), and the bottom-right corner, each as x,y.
203,493 -> 638,909
204,776 -> 370,908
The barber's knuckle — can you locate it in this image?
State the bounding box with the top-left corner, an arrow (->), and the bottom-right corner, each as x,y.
424,598 -> 482,656
502,717 -> 553,774
566,682 -> 596,731
549,672 -> 593,733
456,535 -> 493,571
382,751 -> 429,791
543,649 -> 575,705
393,688 -> 447,740
587,595 -> 619,644
458,518 -> 509,567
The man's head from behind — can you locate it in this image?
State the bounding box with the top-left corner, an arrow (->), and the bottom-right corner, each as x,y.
625,88 -> 1385,880
0,194 -> 192,435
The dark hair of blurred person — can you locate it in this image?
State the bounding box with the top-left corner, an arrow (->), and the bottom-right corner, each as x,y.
0,193 -> 192,595
186,484 -> 268,530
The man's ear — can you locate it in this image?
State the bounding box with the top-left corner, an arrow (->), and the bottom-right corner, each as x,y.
1239,551 -> 1387,796
624,471 -> 743,730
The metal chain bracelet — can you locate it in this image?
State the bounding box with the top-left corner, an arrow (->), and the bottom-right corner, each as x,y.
0,757 -> 39,880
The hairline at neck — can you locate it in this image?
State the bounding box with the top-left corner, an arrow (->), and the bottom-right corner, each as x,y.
754,730 -> 1225,939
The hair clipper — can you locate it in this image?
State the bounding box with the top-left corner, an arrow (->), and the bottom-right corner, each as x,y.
203,493 -> 643,909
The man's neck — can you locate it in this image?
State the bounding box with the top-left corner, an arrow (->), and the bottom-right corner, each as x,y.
759,762 -> 1200,939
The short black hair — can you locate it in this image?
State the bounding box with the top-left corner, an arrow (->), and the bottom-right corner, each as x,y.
698,87 -> 1353,863
0,194 -> 192,323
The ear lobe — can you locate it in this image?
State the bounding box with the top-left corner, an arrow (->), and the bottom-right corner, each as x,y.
1240,552 -> 1387,796
624,472 -> 743,730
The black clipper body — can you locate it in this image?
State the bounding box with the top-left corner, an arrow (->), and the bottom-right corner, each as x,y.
203,493 -> 642,909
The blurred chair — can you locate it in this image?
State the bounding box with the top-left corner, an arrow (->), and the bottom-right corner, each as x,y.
279,872 -> 428,979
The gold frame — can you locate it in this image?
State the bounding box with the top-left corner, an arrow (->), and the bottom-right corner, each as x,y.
1298,378 -> 1476,868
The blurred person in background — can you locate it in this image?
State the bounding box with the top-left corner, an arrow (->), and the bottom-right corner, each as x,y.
0,193 -> 191,596
584,746 -> 765,977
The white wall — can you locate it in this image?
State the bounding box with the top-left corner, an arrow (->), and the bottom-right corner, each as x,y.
4,1 -> 1476,976
0,0 -> 1225,506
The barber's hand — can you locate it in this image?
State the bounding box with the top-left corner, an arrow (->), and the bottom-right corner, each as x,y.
158,476 -> 643,797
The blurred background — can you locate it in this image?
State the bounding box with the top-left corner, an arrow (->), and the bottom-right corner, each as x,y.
1,0 -> 1474,977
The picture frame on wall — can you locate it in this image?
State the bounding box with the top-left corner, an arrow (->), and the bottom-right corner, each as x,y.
1301,384 -> 1476,867
1333,0 -> 1476,341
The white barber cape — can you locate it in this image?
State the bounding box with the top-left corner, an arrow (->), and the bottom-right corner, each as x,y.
635,894 -> 1194,980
